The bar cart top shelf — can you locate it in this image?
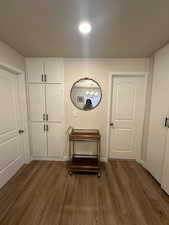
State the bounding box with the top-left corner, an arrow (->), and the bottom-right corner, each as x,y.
69,129 -> 101,141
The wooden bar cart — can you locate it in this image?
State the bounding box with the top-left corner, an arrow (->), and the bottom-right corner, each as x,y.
67,129 -> 101,177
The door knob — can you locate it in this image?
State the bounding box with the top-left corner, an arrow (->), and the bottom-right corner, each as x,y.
109,122 -> 114,127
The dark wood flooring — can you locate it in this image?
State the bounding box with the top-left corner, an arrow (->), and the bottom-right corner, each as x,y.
0,160 -> 169,225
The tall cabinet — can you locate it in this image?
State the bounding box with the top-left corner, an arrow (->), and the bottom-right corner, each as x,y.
26,58 -> 64,159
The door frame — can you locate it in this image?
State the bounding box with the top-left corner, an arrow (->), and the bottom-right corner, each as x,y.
0,62 -> 30,164
106,72 -> 149,163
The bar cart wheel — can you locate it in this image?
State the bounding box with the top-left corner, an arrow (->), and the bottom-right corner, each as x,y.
68,169 -> 72,176
97,171 -> 101,178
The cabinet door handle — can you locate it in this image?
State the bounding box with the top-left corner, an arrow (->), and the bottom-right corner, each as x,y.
43,113 -> 46,121
43,124 -> 46,132
44,74 -> 47,82
41,74 -> 44,82
18,129 -> 24,134
46,114 -> 48,121
46,124 -> 49,131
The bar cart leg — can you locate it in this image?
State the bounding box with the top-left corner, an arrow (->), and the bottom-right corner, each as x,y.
73,140 -> 75,156
97,139 -> 101,177
69,139 -> 71,160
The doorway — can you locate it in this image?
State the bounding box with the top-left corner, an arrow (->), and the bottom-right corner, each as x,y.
108,75 -> 146,160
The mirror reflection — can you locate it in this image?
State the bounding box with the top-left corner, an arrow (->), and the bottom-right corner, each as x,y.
70,78 -> 102,111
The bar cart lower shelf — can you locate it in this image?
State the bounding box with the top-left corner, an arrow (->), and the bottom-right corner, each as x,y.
67,157 -> 101,177
67,129 -> 101,177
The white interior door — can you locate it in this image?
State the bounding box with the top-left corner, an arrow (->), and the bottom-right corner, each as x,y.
109,76 -> 145,159
30,123 -> 47,157
26,58 -> 44,83
0,69 -> 24,189
44,59 -> 64,83
47,123 -> 64,158
146,47 -> 169,183
161,124 -> 169,195
29,84 -> 46,122
46,84 -> 64,122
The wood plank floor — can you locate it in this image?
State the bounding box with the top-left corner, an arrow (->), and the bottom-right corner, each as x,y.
0,160 -> 169,225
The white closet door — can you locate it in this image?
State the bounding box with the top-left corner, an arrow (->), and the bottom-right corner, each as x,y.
46,84 -> 64,122
44,59 -> 64,83
26,58 -> 44,83
147,45 -> 169,182
30,123 -> 47,157
47,123 -> 64,158
29,84 -> 46,122
0,69 -> 24,189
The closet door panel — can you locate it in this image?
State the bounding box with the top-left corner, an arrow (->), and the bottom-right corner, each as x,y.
46,84 -> 64,122
31,123 -> 47,157
47,123 -> 64,158
29,84 -> 45,122
44,59 -> 64,83
147,46 -> 169,182
26,58 -> 44,83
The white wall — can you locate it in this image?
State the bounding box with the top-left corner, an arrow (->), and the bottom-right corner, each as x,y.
0,40 -> 25,71
64,58 -> 150,160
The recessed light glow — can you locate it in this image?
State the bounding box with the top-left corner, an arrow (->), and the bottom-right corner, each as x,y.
78,22 -> 92,35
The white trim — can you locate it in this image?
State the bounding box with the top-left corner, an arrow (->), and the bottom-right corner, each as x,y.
64,58 -> 149,65
0,155 -> 24,189
31,156 -> 66,161
137,158 -> 145,167
0,62 -> 30,164
32,155 -> 107,162
17,74 -> 31,163
0,62 -> 24,75
106,72 -> 149,162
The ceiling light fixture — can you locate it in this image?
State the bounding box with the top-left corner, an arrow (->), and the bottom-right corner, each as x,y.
78,22 -> 92,35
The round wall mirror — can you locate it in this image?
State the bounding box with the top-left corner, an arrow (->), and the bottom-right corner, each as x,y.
70,78 -> 102,111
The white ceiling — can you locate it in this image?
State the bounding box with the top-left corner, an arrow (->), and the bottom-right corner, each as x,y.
0,0 -> 169,58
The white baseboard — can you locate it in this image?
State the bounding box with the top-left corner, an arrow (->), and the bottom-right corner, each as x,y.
31,156 -> 66,161
100,156 -> 108,162
30,155 -> 108,162
136,159 -> 147,169
0,155 -> 24,189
